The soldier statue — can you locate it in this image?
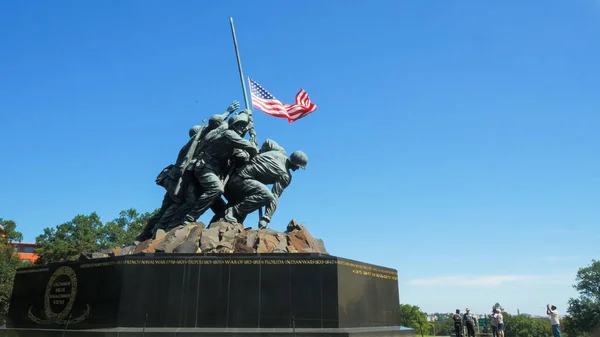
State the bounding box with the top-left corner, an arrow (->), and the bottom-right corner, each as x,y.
221,139 -> 308,229
136,101 -> 241,240
135,124 -> 203,241
139,96 -> 309,235
169,110 -> 259,227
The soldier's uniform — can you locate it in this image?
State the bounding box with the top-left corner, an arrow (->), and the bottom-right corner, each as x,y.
177,113 -> 258,224
223,141 -> 307,228
135,125 -> 202,241
138,101 -> 243,238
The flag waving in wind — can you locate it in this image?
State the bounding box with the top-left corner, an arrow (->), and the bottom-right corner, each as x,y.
249,78 -> 318,123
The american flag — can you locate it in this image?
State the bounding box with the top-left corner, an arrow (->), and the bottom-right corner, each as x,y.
248,78 -> 317,123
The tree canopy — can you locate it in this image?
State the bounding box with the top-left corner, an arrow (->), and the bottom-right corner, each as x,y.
502,312 -> 553,337
35,208 -> 155,265
0,218 -> 24,324
566,260 -> 600,337
432,316 -> 454,336
399,303 -> 431,337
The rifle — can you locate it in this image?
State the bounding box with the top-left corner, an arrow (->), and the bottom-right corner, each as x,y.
174,120 -> 206,195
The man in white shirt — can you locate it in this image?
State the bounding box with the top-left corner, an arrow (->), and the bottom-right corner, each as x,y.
547,304 -> 563,337
488,309 -> 498,337
496,309 -> 504,337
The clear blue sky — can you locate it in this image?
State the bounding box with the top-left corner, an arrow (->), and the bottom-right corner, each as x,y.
1,0 -> 599,316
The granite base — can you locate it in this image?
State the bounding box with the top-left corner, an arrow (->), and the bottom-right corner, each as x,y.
0,326 -> 416,337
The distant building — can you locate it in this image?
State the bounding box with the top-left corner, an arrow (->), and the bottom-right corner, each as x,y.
13,242 -> 39,263
1,224 -> 38,263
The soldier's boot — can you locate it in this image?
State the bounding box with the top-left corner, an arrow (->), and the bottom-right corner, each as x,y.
182,215 -> 196,227
223,207 -> 239,224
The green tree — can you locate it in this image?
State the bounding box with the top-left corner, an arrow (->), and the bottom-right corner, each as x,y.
566,260 -> 600,337
433,317 -> 454,336
561,314 -> 581,337
0,218 -> 23,324
503,312 -> 553,337
34,209 -> 157,265
99,209 -> 155,248
35,213 -> 104,264
398,304 -> 431,337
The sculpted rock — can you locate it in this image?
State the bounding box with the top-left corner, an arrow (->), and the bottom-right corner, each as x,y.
117,245 -> 136,256
99,248 -> 115,256
246,230 -> 259,249
155,224 -> 202,253
256,231 -> 280,253
273,234 -> 288,253
134,240 -> 151,254
180,222 -> 204,252
233,231 -> 255,253
155,225 -> 184,252
155,229 -> 167,240
89,219 -> 327,257
200,227 -> 220,251
313,238 -> 328,255
255,230 -> 289,253
92,252 -> 109,259
219,228 -> 237,250
174,241 -> 198,253
286,222 -> 322,253
141,234 -> 167,253
286,219 -> 302,232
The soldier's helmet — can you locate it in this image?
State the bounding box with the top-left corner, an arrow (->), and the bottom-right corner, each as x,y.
289,151 -> 308,170
228,113 -> 250,128
189,125 -> 202,138
209,115 -> 225,128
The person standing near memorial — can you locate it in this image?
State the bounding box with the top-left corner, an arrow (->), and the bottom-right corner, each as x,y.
463,308 -> 476,337
488,308 -> 498,337
452,309 -> 463,337
496,308 -> 505,337
547,304 -> 563,337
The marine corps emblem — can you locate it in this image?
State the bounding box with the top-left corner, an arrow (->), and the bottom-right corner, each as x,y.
28,266 -> 90,324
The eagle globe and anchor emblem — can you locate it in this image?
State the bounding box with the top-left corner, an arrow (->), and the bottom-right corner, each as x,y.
28,266 -> 91,324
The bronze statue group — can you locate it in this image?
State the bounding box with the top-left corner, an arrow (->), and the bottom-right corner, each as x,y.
136,101 -> 308,242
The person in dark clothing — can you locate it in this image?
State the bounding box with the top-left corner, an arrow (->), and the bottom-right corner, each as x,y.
452,309 -> 463,337
463,308 -> 476,337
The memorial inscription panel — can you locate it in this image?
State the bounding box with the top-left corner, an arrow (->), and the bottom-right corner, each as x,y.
8,253 -> 399,330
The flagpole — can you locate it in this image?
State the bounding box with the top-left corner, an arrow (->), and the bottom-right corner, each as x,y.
229,17 -> 251,112
228,17 -> 264,223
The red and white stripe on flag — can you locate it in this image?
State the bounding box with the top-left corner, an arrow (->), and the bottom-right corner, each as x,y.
249,78 -> 318,123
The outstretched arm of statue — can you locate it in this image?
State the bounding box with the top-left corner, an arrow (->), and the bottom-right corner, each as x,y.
262,174 -> 291,222
226,100 -> 240,116
209,101 -> 241,127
